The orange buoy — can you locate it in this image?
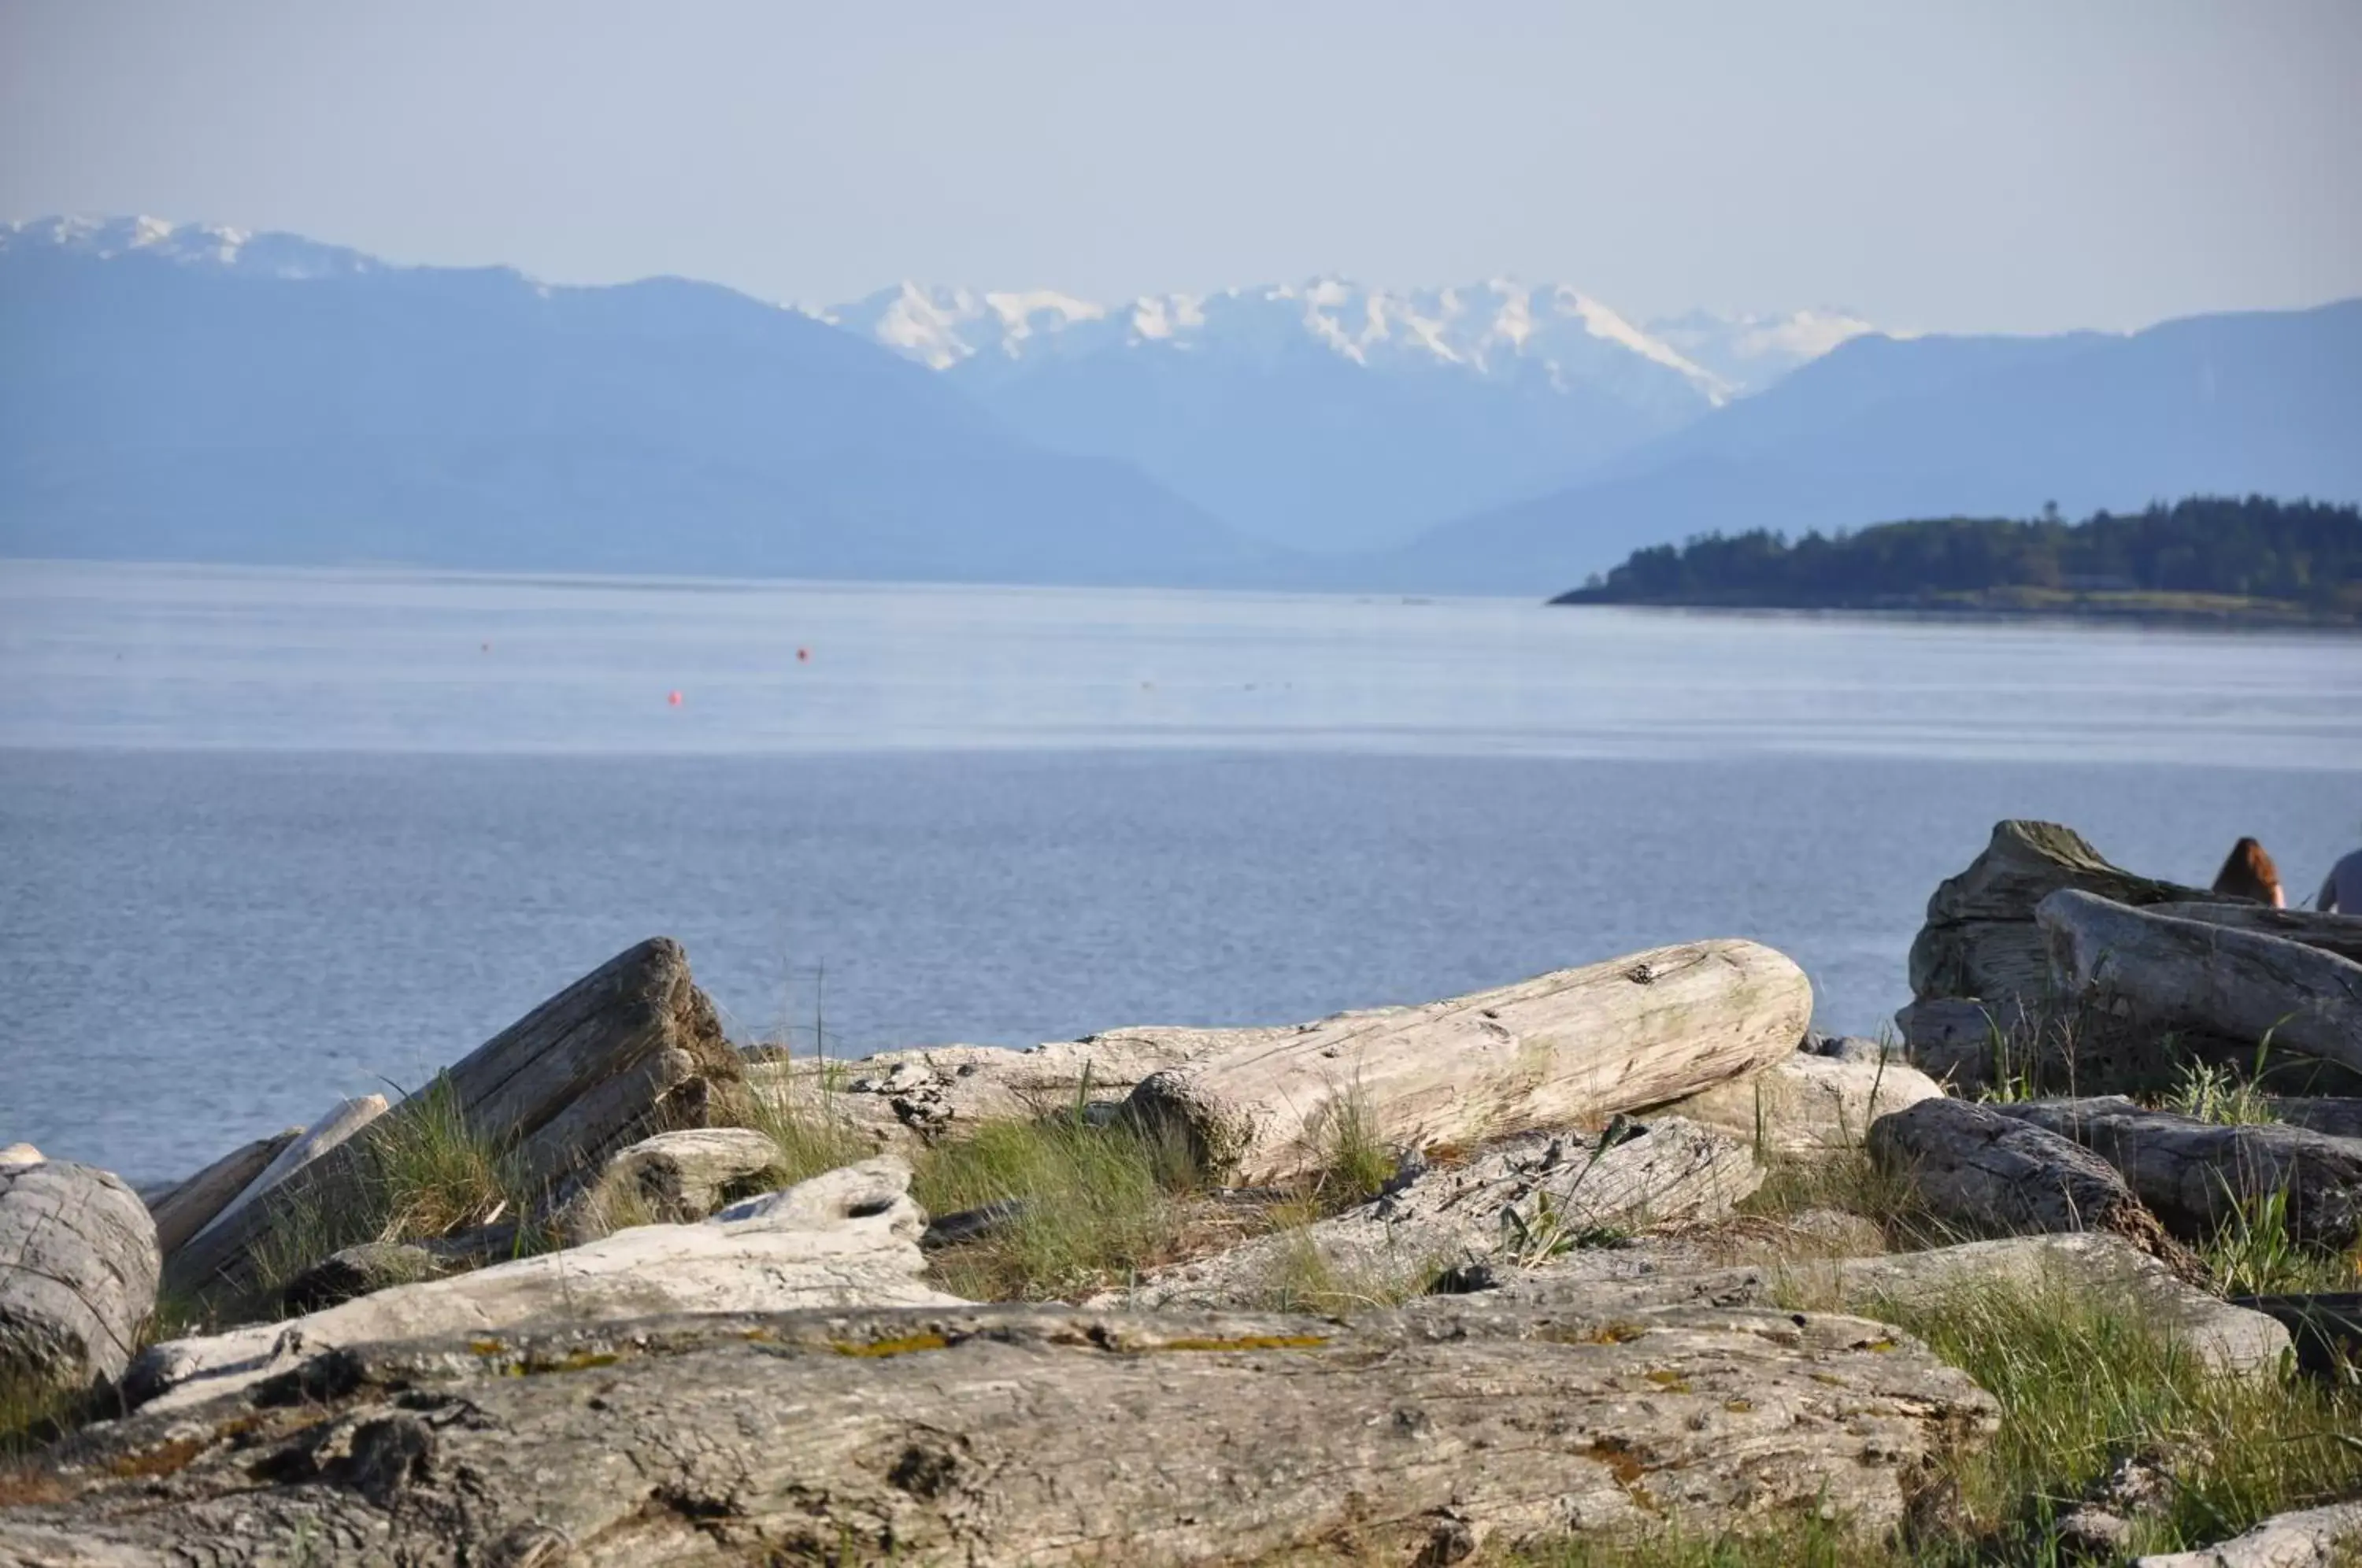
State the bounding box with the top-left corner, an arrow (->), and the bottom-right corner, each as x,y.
666,690 -> 683,707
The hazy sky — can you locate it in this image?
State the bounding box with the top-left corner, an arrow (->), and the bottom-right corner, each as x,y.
4,1 -> 2358,332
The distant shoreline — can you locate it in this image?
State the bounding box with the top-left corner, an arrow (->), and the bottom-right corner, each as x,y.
1547,586 -> 2362,634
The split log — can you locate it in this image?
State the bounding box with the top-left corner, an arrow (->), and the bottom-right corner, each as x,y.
146,1126 -> 302,1259
2134,1501 -> 2362,1568
1865,1097 -> 2189,1265
187,1095 -> 387,1248
1664,1044 -> 1945,1155
0,1161 -> 161,1396
2039,889 -> 2362,1071
164,937 -> 746,1304
126,1157 -> 957,1415
550,1126 -> 783,1243
1908,819 -> 2222,1011
2148,900 -> 2362,964
1126,939 -> 1812,1185
5,1299 -> 1997,1565
1110,1116 -> 1763,1311
1990,1095 -> 2362,1249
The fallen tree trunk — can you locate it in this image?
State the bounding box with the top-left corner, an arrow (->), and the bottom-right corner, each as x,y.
7,1299 -> 1997,1566
2147,900 -> 2362,964
1990,1095 -> 2362,1249
2134,1500 -> 2362,1568
146,1126 -> 302,1260
187,1095 -> 387,1247
1865,1097 -> 2190,1267
164,937 -> 746,1305
2038,889 -> 2362,1072
2269,1097 -> 2362,1140
128,1158 -> 957,1415
0,1161 -> 161,1396
1126,940 -> 1812,1185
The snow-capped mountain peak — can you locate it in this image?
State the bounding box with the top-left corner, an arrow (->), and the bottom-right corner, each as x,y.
2,214 -> 380,280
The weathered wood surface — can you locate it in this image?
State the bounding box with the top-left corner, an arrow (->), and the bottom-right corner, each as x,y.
164,937 -> 746,1304
1990,1095 -> 2362,1249
2040,888 -> 2362,1071
550,1126 -> 782,1244
1107,1116 -> 1764,1311
187,1095 -> 387,1248
2148,900 -> 2362,963
2270,1097 -> 2362,1140
146,1126 -> 302,1259
0,1143 -> 43,1169
127,1157 -> 958,1415
1866,1097 -> 2190,1264
1127,940 -> 1812,1185
1665,1043 -> 1945,1154
2227,1291 -> 2362,1379
2134,1500 -> 2362,1568
1908,819 -> 2221,1010
3,1299 -> 1997,1566
0,1161 -> 161,1395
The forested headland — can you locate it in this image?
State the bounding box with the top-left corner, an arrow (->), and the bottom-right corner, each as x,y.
1552,496 -> 2362,625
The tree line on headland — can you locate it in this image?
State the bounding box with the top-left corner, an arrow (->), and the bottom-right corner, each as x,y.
1552,495 -> 2362,623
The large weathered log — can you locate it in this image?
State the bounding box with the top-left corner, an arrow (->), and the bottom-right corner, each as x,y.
126,1157 -> 957,1415
2227,1292 -> 2362,1379
164,937 -> 745,1304
2148,900 -> 2362,963
0,1161 -> 161,1396
146,1126 -> 302,1260
2134,1501 -> 2362,1568
1664,1042 -> 1946,1155
3,1298 -> 1997,1565
1865,1097 -> 2189,1264
187,1095 -> 388,1248
2269,1097 -> 2362,1140
1908,819 -> 2222,1010
2039,889 -> 2362,1071
1990,1095 -> 2362,1249
1127,940 -> 1812,1185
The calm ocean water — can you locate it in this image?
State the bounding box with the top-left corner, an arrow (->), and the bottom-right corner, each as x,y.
4,559 -> 2358,1182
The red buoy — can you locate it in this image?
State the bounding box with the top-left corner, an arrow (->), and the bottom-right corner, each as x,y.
796,647 -> 810,662
666,690 -> 683,707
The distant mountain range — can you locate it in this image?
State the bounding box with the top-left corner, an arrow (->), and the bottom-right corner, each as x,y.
4,215 -> 2356,594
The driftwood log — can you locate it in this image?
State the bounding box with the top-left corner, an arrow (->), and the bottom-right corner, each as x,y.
2039,889 -> 2362,1071
146,1126 -> 302,1260
1126,940 -> 1812,1185
2,1299 -> 1997,1566
1865,1097 -> 2189,1264
187,1095 -> 388,1248
165,937 -> 746,1305
1664,1043 -> 1944,1155
550,1126 -> 783,1244
0,1160 -> 161,1396
128,1158 -> 957,1415
2134,1500 -> 2362,1568
2269,1098 -> 2362,1140
1990,1096 -> 2362,1249
2147,900 -> 2362,964
1908,820 -> 2222,1011
2227,1292 -> 2362,1379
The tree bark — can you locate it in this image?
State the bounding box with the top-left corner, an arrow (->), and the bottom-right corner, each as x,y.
146,1126 -> 302,1261
163,937 -> 745,1306
2038,889 -> 2362,1071
5,1299 -> 1997,1566
1989,1095 -> 2362,1249
1126,939 -> 1812,1186
0,1161 -> 161,1396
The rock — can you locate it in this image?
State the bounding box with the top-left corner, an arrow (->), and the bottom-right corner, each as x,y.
145,1126 -> 303,1260
4,1300 -> 1998,1564
124,1156 -> 959,1415
2134,1501 -> 2362,1566
186,1096 -> 387,1248
1990,1096 -> 2362,1249
550,1126 -> 783,1244
0,1143 -> 43,1169
2270,1098 -> 2362,1139
1106,1116 -> 1762,1311
1894,997 -> 2008,1087
1127,939 -> 1812,1185
1867,1097 -> 2190,1266
1664,1045 -> 1945,1155
0,1160 -> 161,1396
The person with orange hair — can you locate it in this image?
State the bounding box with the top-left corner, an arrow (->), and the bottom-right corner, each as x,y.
2212,837 -> 2286,907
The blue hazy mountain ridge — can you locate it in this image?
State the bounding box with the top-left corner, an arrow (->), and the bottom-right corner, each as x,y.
0,228 -> 1268,585
943,314 -> 1708,555
1369,300 -> 2362,594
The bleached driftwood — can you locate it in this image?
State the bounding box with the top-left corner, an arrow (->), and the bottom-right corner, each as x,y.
1866,1097 -> 2186,1263
146,1126 -> 302,1259
165,937 -> 746,1304
127,1157 -> 957,1415
1665,1044 -> 1944,1155
2147,900 -> 2362,963
1908,820 -> 2219,1012
2039,889 -> 2362,1071
550,1126 -> 783,1243
1990,1095 -> 2362,1249
1127,940 -> 1812,1185
0,1160 -> 161,1395
0,1144 -> 43,1169
7,1298 -> 1996,1566
2134,1500 -> 2362,1568
1109,1116 -> 1764,1311
187,1096 -> 387,1248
